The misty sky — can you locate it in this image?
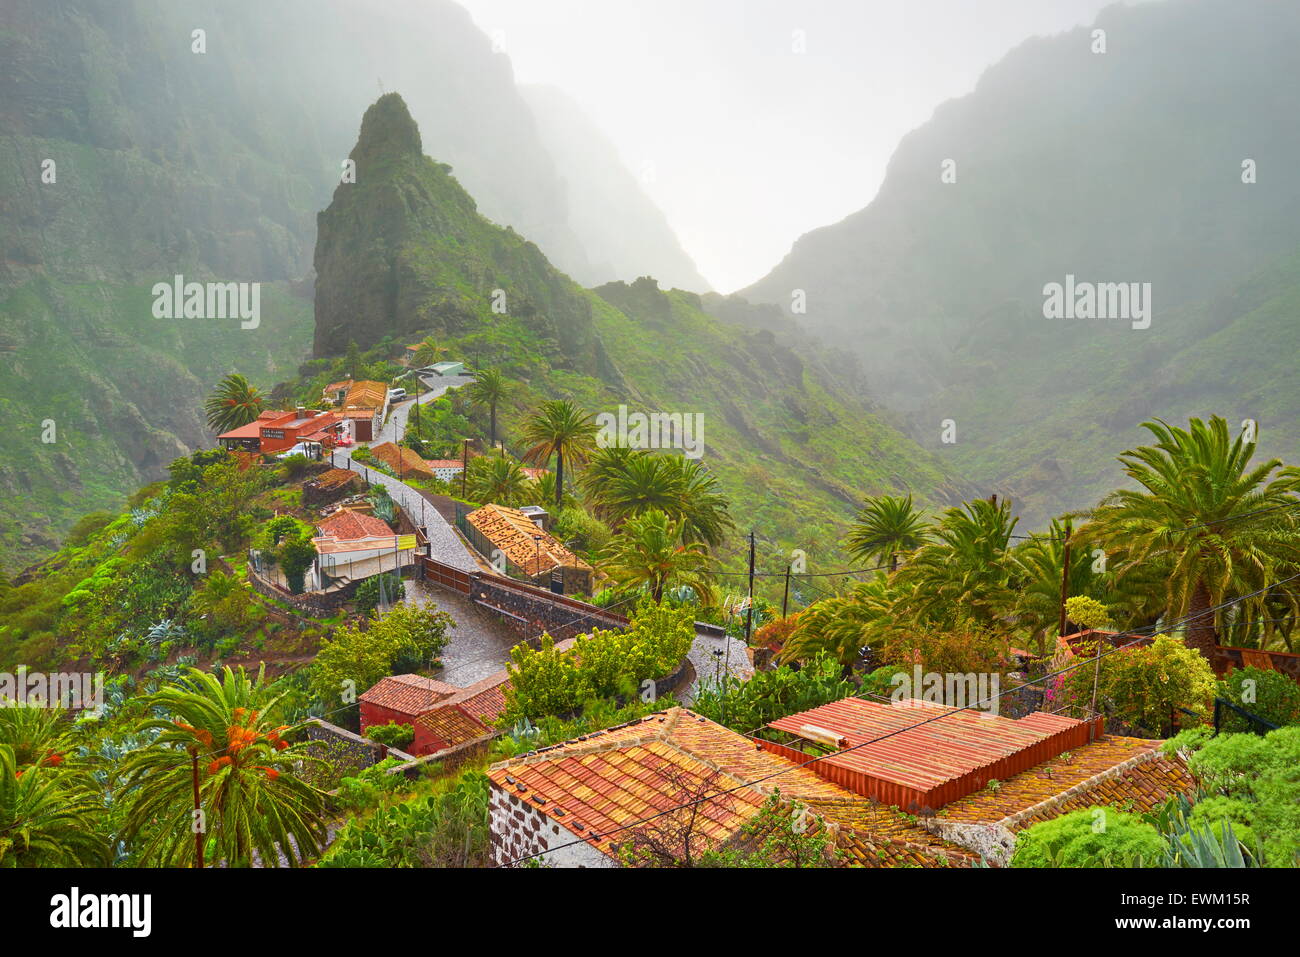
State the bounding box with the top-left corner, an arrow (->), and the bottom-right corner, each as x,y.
460,0 -> 1136,292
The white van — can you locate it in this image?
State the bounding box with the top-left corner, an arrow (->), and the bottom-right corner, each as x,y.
387,387 -> 408,402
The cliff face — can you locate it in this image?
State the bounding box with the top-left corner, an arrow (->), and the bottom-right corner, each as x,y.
312,93 -> 607,374
0,0 -> 698,568
741,0 -> 1300,524
311,95 -> 972,568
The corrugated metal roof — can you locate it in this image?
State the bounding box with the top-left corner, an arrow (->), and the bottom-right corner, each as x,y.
762,697 -> 1102,812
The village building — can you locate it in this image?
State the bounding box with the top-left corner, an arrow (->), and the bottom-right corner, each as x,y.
463,503 -> 593,594
217,407 -> 345,456
487,704 -> 1195,868
358,639 -> 576,756
334,380 -> 390,442
424,459 -> 465,483
312,507 -> 416,585
370,441 -> 435,480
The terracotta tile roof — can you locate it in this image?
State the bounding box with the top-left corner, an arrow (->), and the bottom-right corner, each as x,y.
762,697 -> 1101,810
343,380 -> 388,412
937,736 -> 1193,827
307,468 -> 360,490
323,379 -> 353,394
315,509 -> 395,542
425,459 -> 465,470
217,412 -> 289,440
360,674 -> 460,716
489,708 -> 863,861
465,503 -> 590,576
416,706 -> 490,751
370,442 -> 434,479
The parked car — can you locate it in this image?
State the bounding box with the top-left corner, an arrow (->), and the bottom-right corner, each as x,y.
276,442 -> 318,460
387,387 -> 408,402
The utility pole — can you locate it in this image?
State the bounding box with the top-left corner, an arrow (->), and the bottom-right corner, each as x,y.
744,530 -> 756,643
1057,521 -> 1073,639
190,747 -> 204,868
782,564 -> 791,618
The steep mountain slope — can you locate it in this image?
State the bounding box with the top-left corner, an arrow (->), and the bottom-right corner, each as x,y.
309,94 -> 971,568
0,0 -> 702,567
521,85 -> 710,292
742,0 -> 1300,523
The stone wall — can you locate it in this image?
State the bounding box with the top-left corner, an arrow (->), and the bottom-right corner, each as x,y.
488,782 -> 616,868
469,574 -> 629,646
247,566 -> 359,617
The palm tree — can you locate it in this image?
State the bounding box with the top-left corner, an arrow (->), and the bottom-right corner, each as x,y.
119,666 -> 326,867
845,494 -> 929,572
780,574 -> 895,666
522,399 -> 597,511
204,372 -> 265,433
600,510 -> 715,604
0,704 -> 70,769
465,451 -> 531,506
1077,416 -> 1300,661
666,456 -> 735,549
465,368 -> 510,448
410,336 -> 448,369
892,497 -> 1018,629
0,744 -> 109,867
580,448 -> 734,548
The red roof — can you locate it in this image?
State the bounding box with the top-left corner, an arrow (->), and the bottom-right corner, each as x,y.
217,412 -> 290,440
316,509 -> 394,542
762,697 -> 1102,812
415,706 -> 490,752
359,674 -> 460,716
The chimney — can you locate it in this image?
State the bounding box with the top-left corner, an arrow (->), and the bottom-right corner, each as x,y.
296,407 -> 308,419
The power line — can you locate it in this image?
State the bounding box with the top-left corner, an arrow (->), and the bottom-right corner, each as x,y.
496,572 -> 1300,867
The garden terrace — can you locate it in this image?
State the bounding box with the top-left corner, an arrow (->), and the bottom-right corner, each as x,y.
758,697 -> 1104,812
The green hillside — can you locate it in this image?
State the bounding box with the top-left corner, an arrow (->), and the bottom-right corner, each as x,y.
742,0 -> 1300,525
300,94 -> 970,574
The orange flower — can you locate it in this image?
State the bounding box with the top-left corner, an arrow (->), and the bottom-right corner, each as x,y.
207,756 -> 233,775
257,766 -> 280,781
42,752 -> 64,767
275,740 -> 289,751
225,725 -> 259,753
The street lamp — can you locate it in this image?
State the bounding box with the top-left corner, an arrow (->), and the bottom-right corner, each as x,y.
533,534 -> 542,585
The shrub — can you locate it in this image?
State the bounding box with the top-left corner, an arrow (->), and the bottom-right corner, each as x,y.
753,613 -> 801,653
693,653 -> 855,732
502,599 -> 695,722
366,721 -> 415,749
1011,807 -> 1166,867
1062,634 -> 1215,735
1216,667 -> 1300,731
1183,726 -> 1300,866
880,622 -> 1012,676
1064,595 -> 1113,631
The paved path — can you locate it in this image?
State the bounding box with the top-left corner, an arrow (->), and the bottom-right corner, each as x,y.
681,628 -> 754,705
369,373 -> 474,447
402,579 -> 521,686
331,451 -> 479,572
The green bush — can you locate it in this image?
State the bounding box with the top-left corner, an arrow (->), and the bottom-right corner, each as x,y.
1011,807 -> 1166,867
1179,726 -> 1300,866
366,721 -> 415,749
1216,667 -> 1300,731
502,599 -> 695,722
693,653 -> 856,732
1062,634 -> 1215,735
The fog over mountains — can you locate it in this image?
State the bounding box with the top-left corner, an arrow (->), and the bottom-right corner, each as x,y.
743,0 -> 1300,524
